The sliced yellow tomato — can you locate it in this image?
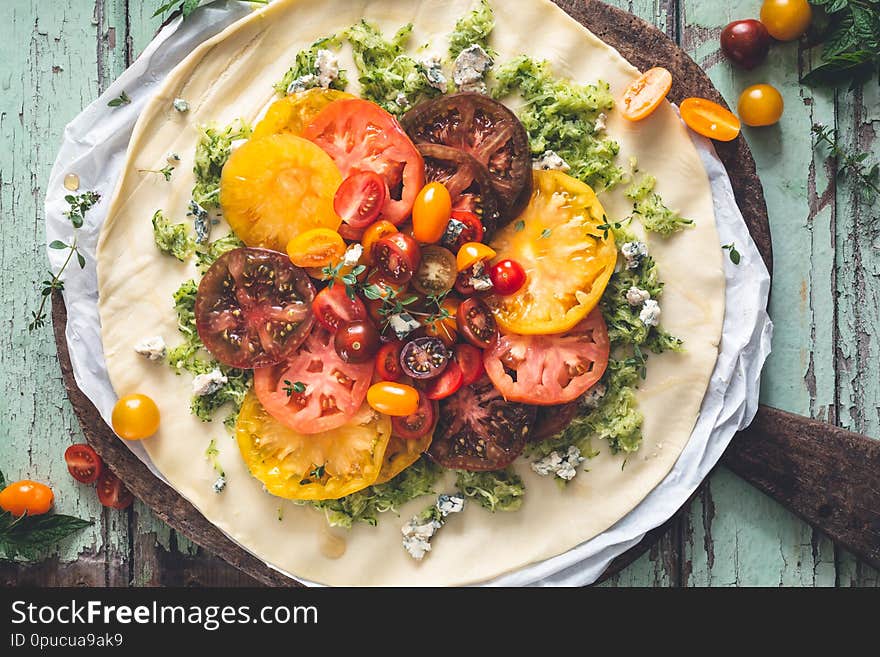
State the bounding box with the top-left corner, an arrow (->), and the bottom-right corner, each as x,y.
375,432 -> 434,485
488,170 -> 617,335
235,391 -> 391,501
220,134 -> 342,252
252,88 -> 355,139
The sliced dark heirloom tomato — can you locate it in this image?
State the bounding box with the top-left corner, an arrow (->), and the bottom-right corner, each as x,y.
411,245 -> 457,296
457,296 -> 497,348
483,310 -> 610,406
254,326 -> 374,434
402,93 -> 532,220
428,376 -> 535,471
532,401 -> 581,442
304,98 -> 425,225
195,248 -> 315,369
418,143 -> 500,239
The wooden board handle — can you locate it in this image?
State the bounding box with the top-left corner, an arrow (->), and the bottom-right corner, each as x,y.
721,405 -> 880,569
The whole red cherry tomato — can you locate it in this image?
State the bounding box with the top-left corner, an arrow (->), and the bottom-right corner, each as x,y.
489,259 -> 527,296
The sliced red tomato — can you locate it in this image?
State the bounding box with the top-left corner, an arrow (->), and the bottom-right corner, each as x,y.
64,444 -> 103,484
454,344 -> 484,385
195,248 -> 315,369
375,341 -> 404,381
484,310 -> 610,406
422,360 -> 464,400
254,327 -> 374,434
312,283 -> 367,331
391,393 -> 436,440
334,171 -> 389,229
304,98 -> 425,225
96,470 -> 133,510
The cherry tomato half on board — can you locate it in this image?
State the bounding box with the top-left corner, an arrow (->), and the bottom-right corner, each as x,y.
96,470 -> 134,510
679,98 -> 741,142
621,67 -> 672,121
64,444 -> 103,484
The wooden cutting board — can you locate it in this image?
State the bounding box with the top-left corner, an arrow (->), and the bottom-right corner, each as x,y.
52,0 -> 877,584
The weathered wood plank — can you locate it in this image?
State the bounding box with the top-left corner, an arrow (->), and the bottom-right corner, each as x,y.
833,70 -> 880,587
679,0 -> 837,586
0,0 -> 128,584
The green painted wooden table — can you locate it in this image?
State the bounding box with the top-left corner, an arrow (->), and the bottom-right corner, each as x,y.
1,0 -> 877,587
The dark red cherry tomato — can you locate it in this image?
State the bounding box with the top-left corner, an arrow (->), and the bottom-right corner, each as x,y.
375,341 -> 404,381
489,259 -> 526,296
391,393 -> 436,440
334,319 -> 380,364
720,19 -> 770,70
312,283 -> 367,331
334,171 -> 389,229
373,233 -> 421,284
454,343 -> 484,385
400,337 -> 449,380
422,360 -> 464,400
457,297 -> 497,349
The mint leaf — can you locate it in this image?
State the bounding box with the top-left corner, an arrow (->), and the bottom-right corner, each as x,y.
0,512 -> 92,561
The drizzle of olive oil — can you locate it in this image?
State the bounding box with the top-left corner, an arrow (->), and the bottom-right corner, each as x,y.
63,173 -> 80,191
320,532 -> 347,560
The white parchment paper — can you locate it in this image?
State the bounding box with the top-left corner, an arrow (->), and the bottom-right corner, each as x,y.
44,1 -> 772,587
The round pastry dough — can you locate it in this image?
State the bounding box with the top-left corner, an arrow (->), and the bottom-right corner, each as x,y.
97,0 -> 724,586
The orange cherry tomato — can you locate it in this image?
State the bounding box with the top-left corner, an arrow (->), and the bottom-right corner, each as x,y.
456,242 -> 497,272
760,0 -> 812,41
621,67 -> 673,121
680,98 -> 742,142
0,480 -> 54,517
286,228 -> 346,269
367,382 -> 420,416
423,297 -> 460,346
738,84 -> 784,127
112,393 -> 160,440
412,182 -> 452,244
362,220 -> 399,261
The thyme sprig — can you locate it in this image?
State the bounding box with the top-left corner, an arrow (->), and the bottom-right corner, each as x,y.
138,164 -> 175,181
812,123 -> 880,201
30,191 -> 101,331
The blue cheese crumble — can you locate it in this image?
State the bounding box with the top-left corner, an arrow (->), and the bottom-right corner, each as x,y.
621,241 -> 648,270
626,286 -> 651,307
639,299 -> 661,327
172,98 -> 189,112
212,474 -> 227,494
192,369 -> 228,397
453,44 -> 493,93
387,312 -> 421,340
401,493 -> 465,561
422,56 -> 448,92
187,199 -> 211,244
532,150 -> 571,172
134,336 -> 167,362
286,49 -> 340,95
531,445 -> 585,481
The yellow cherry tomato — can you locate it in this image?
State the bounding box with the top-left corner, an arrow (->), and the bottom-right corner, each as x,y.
0,480 -> 54,517
680,98 -> 742,142
412,182 -> 452,244
621,67 -> 673,121
286,228 -> 346,269
367,382 -> 420,417
112,393 -> 160,440
760,0 -> 812,41
456,242 -> 497,272
362,220 -> 399,261
738,84 -> 785,127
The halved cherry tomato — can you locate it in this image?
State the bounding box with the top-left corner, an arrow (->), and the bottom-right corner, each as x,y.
334,319 -> 380,364
412,182 -> 452,243
423,297 -> 459,346
367,382 -> 420,416
391,393 -> 436,440
304,98 -> 425,225
312,283 -> 367,331
411,246 -> 457,297
454,343 -> 484,385
0,480 -> 54,517
489,259 -> 527,296
96,470 -> 133,510
457,297 -> 498,349
456,242 -> 496,272
621,67 -> 673,121
760,0 -> 812,42
680,98 -> 741,142
373,233 -> 421,284
445,210 -> 484,251
287,228 -> 346,269
362,220 -> 398,260
112,394 -> 160,441
738,84 -> 784,127
64,444 -> 103,484
334,171 -> 389,229
484,310 -> 610,405
422,360 -> 463,400
254,327 -> 373,434
375,341 -> 404,381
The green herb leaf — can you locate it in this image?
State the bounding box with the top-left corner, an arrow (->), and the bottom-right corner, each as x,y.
539,228 -> 552,239
0,512 -> 92,560
722,243 -> 742,265
49,240 -> 67,250
514,219 -> 525,232
107,91 -> 131,108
